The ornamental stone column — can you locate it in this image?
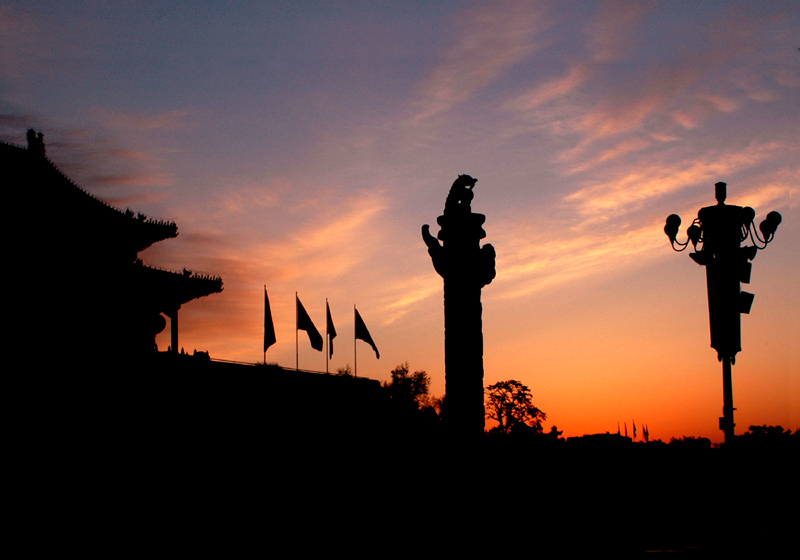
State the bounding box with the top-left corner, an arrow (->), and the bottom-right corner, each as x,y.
422,175 -> 496,438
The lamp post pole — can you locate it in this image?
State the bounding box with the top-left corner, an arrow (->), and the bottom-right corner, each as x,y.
664,182 -> 781,445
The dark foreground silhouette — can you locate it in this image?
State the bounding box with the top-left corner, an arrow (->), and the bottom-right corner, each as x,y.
20,354 -> 797,556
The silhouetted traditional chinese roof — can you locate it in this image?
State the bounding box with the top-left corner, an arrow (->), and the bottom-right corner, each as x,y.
1,138 -> 178,256
5,131 -> 223,357
132,261 -> 223,310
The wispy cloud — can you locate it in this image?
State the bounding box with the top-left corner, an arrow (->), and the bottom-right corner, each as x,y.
203,181 -> 282,219
176,186 -> 390,287
505,63 -> 589,114
588,0 -> 655,64
486,140 -> 795,303
734,177 -> 796,213
412,1 -> 549,123
491,178 -> 792,304
492,218 -> 665,301
378,275 -> 441,325
563,68 -> 701,152
670,94 -> 741,130
564,136 -> 653,175
511,2 -> 796,170
92,108 -> 194,131
564,142 -> 786,220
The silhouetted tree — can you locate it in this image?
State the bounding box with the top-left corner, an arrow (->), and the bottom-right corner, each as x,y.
742,425 -> 792,440
485,380 -> 546,434
384,362 -> 431,410
737,425 -> 797,449
430,395 -> 445,417
668,436 -> 711,451
257,361 -> 281,372
382,363 -> 443,435
336,364 -> 354,377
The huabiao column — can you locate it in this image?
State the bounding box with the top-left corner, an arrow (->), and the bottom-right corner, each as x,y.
422,175 -> 496,438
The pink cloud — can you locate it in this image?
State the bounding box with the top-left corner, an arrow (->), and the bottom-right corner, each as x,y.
92,172 -> 174,188
507,63 -> 589,113
564,136 -> 653,174
670,110 -> 699,130
92,108 -> 193,131
671,95 -> 741,130
588,0 -> 654,63
564,141 -> 786,219
412,1 -> 549,123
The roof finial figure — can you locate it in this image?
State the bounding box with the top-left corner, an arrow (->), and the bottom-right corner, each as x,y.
26,128 -> 45,156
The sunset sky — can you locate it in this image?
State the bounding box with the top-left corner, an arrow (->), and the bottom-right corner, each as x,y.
3,1 -> 797,442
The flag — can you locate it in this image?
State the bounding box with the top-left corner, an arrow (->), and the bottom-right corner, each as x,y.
264,287 -> 276,352
355,307 -> 379,359
326,301 -> 337,359
297,296 -> 322,351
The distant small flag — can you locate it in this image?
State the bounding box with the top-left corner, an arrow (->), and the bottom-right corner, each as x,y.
264,287 -> 276,352
633,421 -> 637,440
355,307 -> 380,359
297,295 -> 323,351
327,300 -> 337,359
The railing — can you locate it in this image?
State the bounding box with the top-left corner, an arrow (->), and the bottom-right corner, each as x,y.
166,353 -> 358,377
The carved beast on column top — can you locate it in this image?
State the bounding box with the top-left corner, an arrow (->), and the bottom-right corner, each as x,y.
422,174 -> 496,286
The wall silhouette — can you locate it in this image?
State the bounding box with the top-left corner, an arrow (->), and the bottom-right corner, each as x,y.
423,175 -> 496,437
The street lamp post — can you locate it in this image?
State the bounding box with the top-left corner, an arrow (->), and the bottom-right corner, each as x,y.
664,182 -> 781,445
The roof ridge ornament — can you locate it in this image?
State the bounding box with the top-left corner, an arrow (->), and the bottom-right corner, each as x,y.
26,128 -> 45,157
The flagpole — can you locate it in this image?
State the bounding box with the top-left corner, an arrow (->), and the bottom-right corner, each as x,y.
264,285 -> 267,364
326,298 -> 329,374
354,305 -> 357,378
296,292 -> 299,371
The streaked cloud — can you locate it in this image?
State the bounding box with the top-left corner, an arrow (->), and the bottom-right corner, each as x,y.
412,1 -> 549,123
379,275 -> 441,325
173,186 -> 390,288
492,218 -> 665,300
92,108 -> 194,131
206,182 -> 282,218
506,63 -> 589,114
564,136 -> 652,175
734,178 -> 796,213
564,142 -> 787,220
588,0 -> 654,64
491,176 -> 792,303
